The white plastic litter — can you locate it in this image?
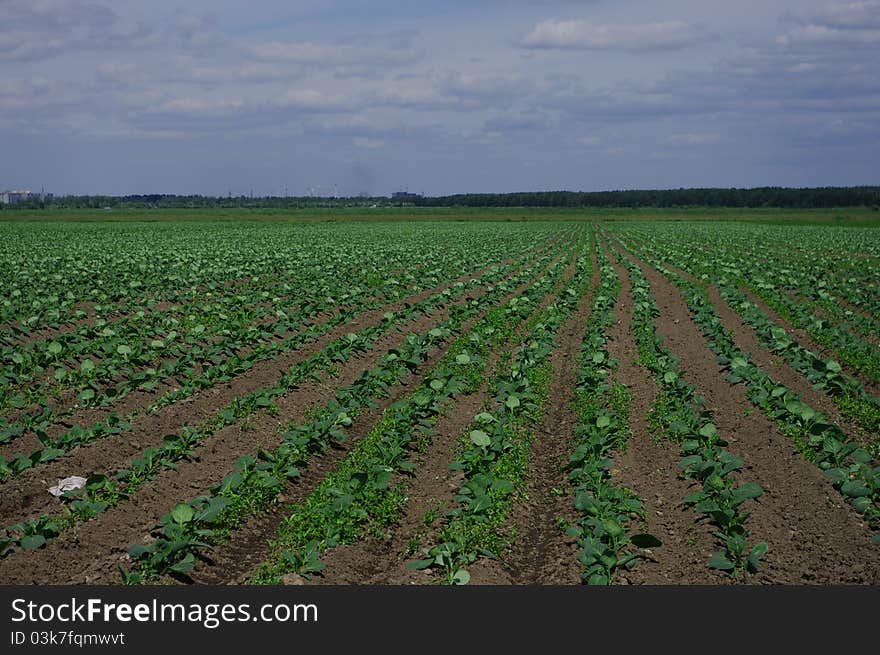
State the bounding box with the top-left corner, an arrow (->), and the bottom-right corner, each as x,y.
48,476 -> 87,498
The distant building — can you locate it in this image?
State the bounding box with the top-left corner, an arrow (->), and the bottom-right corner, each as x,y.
0,191 -> 26,204
391,191 -> 422,200
0,190 -> 52,204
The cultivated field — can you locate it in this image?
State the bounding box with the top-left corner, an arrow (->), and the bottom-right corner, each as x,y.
1,217 -> 879,585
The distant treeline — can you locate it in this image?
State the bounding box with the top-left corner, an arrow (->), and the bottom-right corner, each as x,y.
1,195 -> 392,210
3,186 -> 879,210
413,187 -> 880,209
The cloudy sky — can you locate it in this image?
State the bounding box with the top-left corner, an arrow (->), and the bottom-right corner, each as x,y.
1,0 -> 878,196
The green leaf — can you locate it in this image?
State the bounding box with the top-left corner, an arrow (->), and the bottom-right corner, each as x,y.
851,449 -> 872,464
596,415 -> 611,429
406,559 -> 435,570
20,534 -> 46,550
452,568 -> 470,585
47,342 -> 62,355
840,480 -> 870,498
469,430 -> 491,447
128,544 -> 150,560
663,371 -> 677,385
698,423 -> 717,440
602,519 -> 624,539
747,542 -> 769,572
799,406 -> 816,422
37,448 -> 65,463
574,492 -> 596,513
681,439 -> 701,453
171,503 -> 195,524
708,551 -> 735,571
706,474 -> 725,491
587,573 -> 609,586
303,558 -> 325,573
196,497 -> 232,523
733,482 -> 763,503
851,497 -> 871,513
170,553 -> 196,573
823,468 -> 848,484
505,395 -> 521,410
455,353 -> 471,365
117,345 -> 132,356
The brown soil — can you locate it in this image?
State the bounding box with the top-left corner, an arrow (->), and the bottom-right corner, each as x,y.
0,320 -> 447,583
190,357 -> 466,586
612,239 -> 880,584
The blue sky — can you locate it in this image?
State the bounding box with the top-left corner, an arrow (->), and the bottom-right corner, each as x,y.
1,0 -> 878,196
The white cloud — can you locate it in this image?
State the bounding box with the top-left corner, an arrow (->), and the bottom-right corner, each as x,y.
368,84 -> 461,111
777,24 -> 880,46
521,19 -> 709,51
811,1 -> 880,30
248,40 -> 420,68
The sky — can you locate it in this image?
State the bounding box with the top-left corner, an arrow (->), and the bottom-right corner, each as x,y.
1,0 -> 878,196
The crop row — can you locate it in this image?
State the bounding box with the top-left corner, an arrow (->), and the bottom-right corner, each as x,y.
565,241 -> 660,584
412,241 -> 593,583
610,240 -> 768,575
613,237 -> 880,541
